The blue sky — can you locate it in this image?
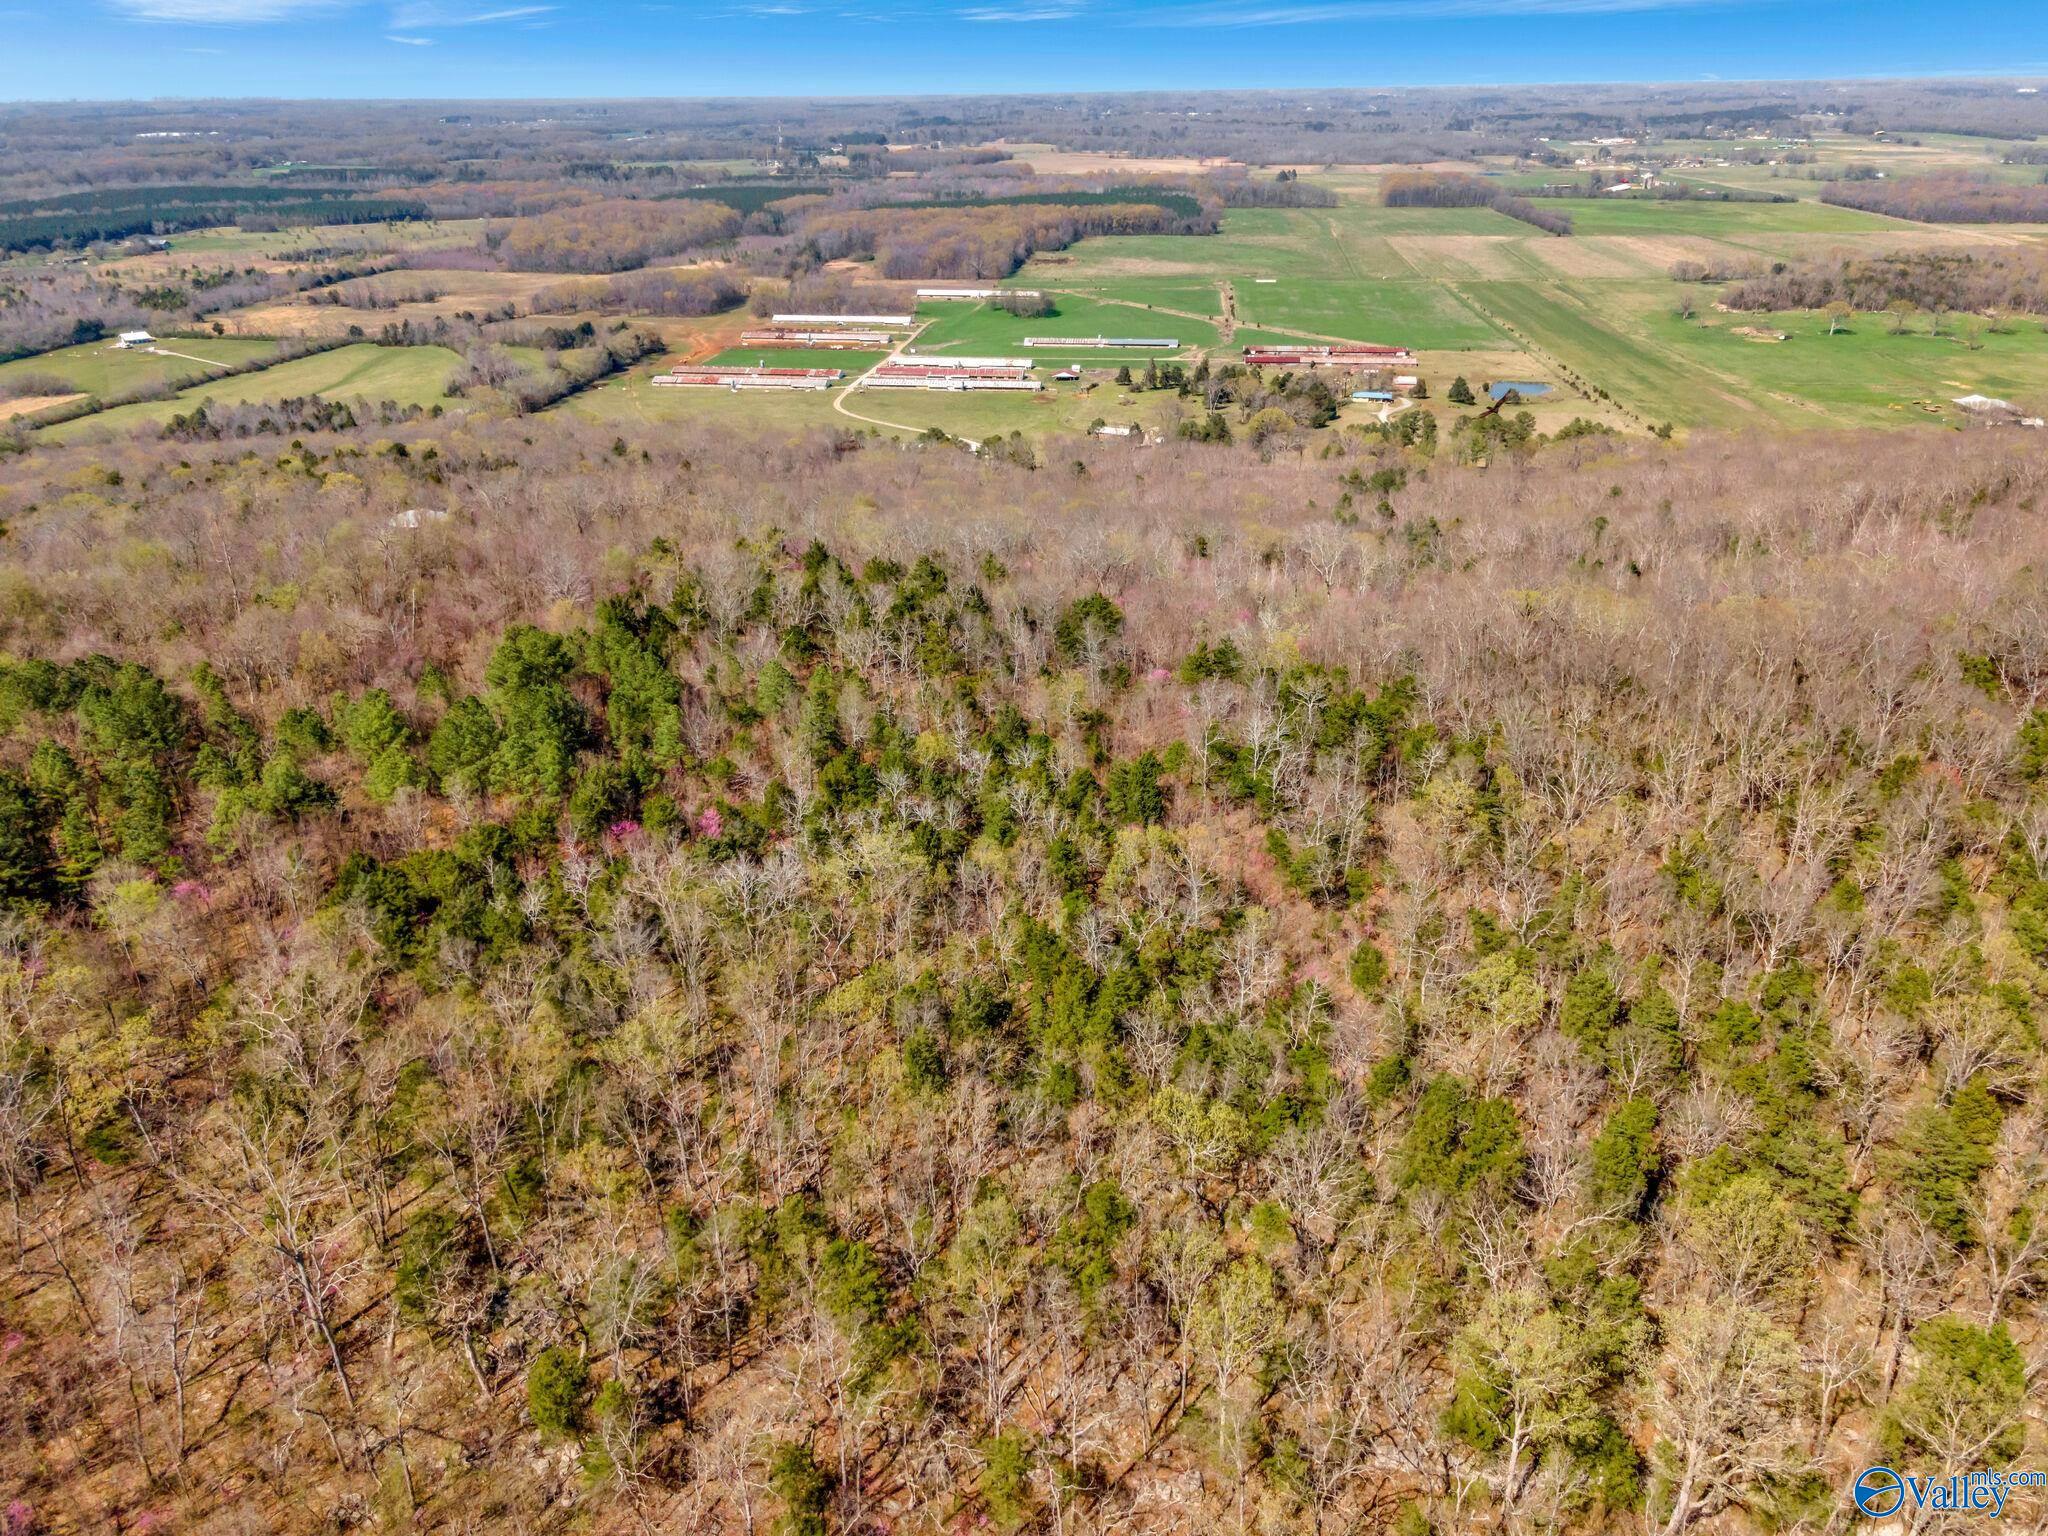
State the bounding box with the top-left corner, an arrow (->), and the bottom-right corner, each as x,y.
1,0 -> 2042,101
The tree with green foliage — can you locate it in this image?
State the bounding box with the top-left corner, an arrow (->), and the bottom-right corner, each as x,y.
980,1430 -> 1035,1529
1398,1076 -> 1526,1206
483,626 -> 585,795
1646,1301 -> 1803,1536
769,1440 -> 833,1536
426,695 -> 502,798
1588,1097 -> 1660,1218
0,772 -> 54,907
1445,1288 -> 1600,1520
1560,966 -> 1620,1057
1891,1077 -> 2003,1247
1878,1316 -> 2027,1473
526,1346 -> 589,1441
1052,593 -> 1124,668
1348,939 -> 1388,996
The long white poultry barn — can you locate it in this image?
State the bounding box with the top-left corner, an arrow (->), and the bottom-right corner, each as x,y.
896,355 -> 1034,370
772,313 -> 915,327
1023,336 -> 1176,348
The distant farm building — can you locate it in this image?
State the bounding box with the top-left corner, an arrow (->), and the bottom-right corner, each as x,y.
1351,390 -> 1396,402
1090,424 -> 1140,438
114,330 -> 155,348
741,327 -> 895,348
1242,344 -> 1416,368
862,362 -> 1040,392
1023,336 -> 1176,349
1053,368 -> 1081,382
771,313 -> 915,328
653,364 -> 841,391
1953,393 -> 2041,427
916,287 -> 1041,301
1393,375 -> 1420,391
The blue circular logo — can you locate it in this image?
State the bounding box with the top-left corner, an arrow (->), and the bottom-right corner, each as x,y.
1854,1467 -> 1906,1519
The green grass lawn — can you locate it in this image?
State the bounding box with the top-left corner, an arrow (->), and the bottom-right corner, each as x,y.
1464,279 -> 2048,429
1464,279 -> 1736,426
0,336 -> 281,399
1549,198 -> 1909,238
1022,208 -> 1392,282
563,354 -> 1182,445
563,367 -> 851,433
42,343 -> 465,440
839,383 -> 1176,445
1234,277 -> 1502,350
1018,277 -> 1226,317
1644,303 -> 2048,428
911,294 -> 1219,360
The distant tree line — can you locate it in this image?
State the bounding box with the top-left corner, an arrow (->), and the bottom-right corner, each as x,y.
744,272 -> 919,317
1201,172 -> 1340,209
1821,173 -> 2048,223
0,197 -> 428,253
1381,171 -> 1574,235
796,200 -> 1214,281
490,197 -> 741,273
1719,248 -> 2048,317
530,268 -> 748,318
658,184 -> 830,216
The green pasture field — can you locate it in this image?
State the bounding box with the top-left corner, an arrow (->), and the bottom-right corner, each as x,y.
1462,279 -> 2048,430
911,294 -> 1221,359
0,335 -> 280,399
1550,197 -> 1908,239
1020,207 -> 1407,282
604,192 -> 2048,442
1234,277 -> 1502,349
1012,276 -> 1226,318
838,383 -> 1176,445
1645,302 -> 2048,429
564,352 -> 1179,444
562,365 -> 848,432
42,343 -> 467,440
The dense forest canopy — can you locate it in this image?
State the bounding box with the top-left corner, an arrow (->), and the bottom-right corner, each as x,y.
0,409 -> 2045,1535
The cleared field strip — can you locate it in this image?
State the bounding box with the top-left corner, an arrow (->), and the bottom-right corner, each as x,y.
42,343 -> 466,440
1234,277 -> 1503,351
0,335 -> 280,399
1455,280 -> 1745,430
911,293 -> 1221,360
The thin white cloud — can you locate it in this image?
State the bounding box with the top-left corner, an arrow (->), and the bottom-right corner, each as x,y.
386,0 -> 550,23
386,30 -> 432,39
1128,0 -> 1727,22
107,0 -> 345,19
959,2 -> 1081,16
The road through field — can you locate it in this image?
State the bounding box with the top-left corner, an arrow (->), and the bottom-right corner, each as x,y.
829,322 -> 955,440
143,345 -> 235,370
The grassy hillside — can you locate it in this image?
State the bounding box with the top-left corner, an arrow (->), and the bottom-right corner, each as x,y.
41,343 -> 466,439
0,335 -> 280,398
